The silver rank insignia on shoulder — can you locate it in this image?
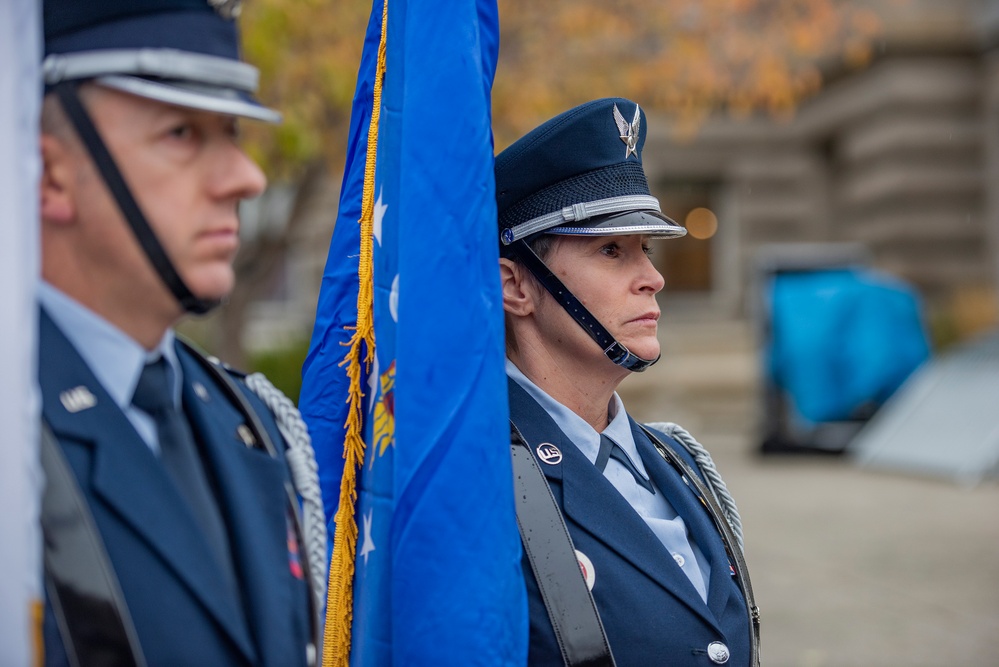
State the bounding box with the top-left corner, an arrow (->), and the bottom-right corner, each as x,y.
60,386 -> 97,413
207,0 -> 241,20
613,103 -> 641,159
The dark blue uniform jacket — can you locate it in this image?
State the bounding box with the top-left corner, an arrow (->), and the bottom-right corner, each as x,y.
510,380 -> 751,667
39,311 -> 310,667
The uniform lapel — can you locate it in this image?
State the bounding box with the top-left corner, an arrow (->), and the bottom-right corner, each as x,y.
508,380 -> 718,626
178,348 -> 298,667
632,421 -> 736,620
38,311 -> 255,662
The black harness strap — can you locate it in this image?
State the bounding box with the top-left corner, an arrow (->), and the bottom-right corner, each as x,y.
53,81 -> 217,315
639,425 -> 762,667
510,421 -> 616,667
41,423 -> 147,667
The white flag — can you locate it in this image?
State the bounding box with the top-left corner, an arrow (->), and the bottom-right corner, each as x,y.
0,0 -> 43,665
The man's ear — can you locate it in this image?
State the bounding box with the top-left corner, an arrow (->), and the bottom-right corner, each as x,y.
500,257 -> 536,317
39,133 -> 77,225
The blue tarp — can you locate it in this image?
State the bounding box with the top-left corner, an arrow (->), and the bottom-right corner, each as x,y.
768,269 -> 931,424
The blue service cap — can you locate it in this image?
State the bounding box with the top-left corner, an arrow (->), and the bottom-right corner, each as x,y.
496,98 -> 685,246
42,0 -> 280,123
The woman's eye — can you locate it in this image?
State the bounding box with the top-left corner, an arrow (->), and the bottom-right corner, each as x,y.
168,124 -> 194,141
601,243 -> 620,256
643,244 -> 654,257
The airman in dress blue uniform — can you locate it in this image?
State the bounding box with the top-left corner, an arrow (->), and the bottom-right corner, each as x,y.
497,98 -> 760,667
38,1 -> 320,665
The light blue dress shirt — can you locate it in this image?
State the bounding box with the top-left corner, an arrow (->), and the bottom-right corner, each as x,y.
39,282 -> 182,455
507,359 -> 711,603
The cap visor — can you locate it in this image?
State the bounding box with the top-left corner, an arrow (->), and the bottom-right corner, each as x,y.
96,74 -> 282,123
548,209 -> 687,239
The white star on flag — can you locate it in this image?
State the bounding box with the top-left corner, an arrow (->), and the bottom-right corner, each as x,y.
389,273 -> 400,323
360,509 -> 376,566
373,188 -> 388,246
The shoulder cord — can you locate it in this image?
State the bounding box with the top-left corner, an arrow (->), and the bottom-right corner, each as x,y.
639,425 -> 761,667
242,373 -> 328,628
176,338 -> 324,662
645,421 -> 744,554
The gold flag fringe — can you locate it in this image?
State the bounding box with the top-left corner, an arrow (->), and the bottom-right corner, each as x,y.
322,1 -> 389,664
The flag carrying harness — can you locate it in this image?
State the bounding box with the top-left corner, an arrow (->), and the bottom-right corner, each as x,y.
41,422 -> 148,667
510,421 -> 617,667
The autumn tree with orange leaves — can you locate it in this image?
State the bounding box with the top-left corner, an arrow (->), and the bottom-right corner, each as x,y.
242,0 -> 892,164
492,0 -> 892,145
211,0 -> 894,370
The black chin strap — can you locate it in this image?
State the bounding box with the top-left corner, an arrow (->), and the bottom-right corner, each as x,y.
509,239 -> 660,373
54,81 -> 220,315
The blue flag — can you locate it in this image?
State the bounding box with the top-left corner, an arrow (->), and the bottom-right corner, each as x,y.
299,0 -> 527,664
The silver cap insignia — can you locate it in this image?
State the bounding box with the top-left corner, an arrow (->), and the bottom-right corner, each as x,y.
612,103 -> 641,159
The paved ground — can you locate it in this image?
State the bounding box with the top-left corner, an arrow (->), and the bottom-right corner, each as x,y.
617,319 -> 999,667
705,437 -> 999,667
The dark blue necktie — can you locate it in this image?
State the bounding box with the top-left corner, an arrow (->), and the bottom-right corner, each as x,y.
595,434 -> 656,495
132,358 -> 238,591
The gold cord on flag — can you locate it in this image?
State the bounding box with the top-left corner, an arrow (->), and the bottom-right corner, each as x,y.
323,1 -> 389,664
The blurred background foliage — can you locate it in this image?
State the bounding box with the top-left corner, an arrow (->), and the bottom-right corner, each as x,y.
247,338 -> 312,402
240,0 -> 896,174
491,0 -> 893,145
202,0 -> 901,398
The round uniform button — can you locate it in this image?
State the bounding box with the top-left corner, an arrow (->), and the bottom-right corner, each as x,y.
707,641 -> 730,664
672,553 -> 685,568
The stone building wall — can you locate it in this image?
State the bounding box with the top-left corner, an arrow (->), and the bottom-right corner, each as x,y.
643,0 -> 999,342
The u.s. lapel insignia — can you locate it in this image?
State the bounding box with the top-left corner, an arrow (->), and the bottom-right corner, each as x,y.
536,442 -> 562,465
59,386 -> 96,413
575,549 -> 596,591
236,424 -> 257,448
612,103 -> 641,159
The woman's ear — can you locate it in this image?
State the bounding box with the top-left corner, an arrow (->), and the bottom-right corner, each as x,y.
39,133 -> 77,226
499,257 -> 535,317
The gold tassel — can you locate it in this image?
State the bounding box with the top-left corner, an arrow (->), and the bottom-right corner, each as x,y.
322,1 -> 389,664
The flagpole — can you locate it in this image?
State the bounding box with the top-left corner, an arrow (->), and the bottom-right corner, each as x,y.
0,0 -> 43,664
